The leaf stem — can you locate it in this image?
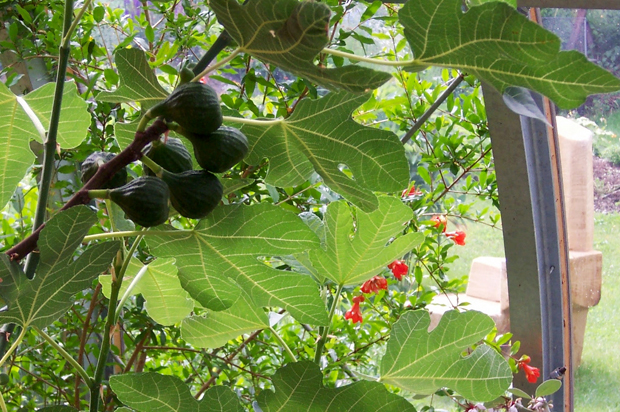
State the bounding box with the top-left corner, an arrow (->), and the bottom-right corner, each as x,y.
0,326 -> 27,369
23,0 -> 75,279
82,229 -> 188,242
115,261 -> 148,323
90,233 -> 143,411
88,189 -> 110,199
222,116 -> 282,126
16,97 -> 46,140
0,392 -> 6,412
136,112 -> 154,132
62,0 -> 93,48
314,283 -> 344,364
140,155 -> 162,176
33,326 -> 94,389
401,73 -> 466,144
321,47 -> 415,67
268,326 -> 297,363
192,48 -> 241,82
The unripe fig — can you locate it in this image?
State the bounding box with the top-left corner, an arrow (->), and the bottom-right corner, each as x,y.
148,82 -> 222,135
81,151 -> 128,189
102,177 -> 170,227
143,138 -> 193,177
160,170 -> 222,219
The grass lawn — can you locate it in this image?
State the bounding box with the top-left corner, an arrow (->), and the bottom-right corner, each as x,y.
445,213 -> 620,411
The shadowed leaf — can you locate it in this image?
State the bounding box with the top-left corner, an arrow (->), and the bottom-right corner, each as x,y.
400,0 -> 620,108
258,361 -> 416,411
0,206 -> 118,329
210,0 -> 392,92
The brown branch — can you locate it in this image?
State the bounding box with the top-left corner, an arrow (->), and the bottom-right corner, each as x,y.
195,329 -> 263,398
5,119 -> 168,262
74,283 -> 102,408
123,328 -> 152,373
431,146 -> 493,204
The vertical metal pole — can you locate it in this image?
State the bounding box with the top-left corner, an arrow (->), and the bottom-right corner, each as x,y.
483,84 -> 573,410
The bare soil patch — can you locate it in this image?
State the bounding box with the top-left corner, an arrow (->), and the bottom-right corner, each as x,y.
593,156 -> 620,213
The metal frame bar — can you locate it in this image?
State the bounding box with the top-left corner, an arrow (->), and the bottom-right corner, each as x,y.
518,0 -> 620,9
483,84 -> 573,410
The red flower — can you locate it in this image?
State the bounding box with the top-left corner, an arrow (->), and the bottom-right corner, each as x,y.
445,230 -> 466,246
388,260 -> 408,280
402,185 -> 422,197
361,275 -> 388,294
431,215 -> 447,232
344,295 -> 365,324
517,356 -> 541,383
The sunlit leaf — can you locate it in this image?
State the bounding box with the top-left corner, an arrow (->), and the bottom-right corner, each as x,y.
210,0 -> 392,92
0,81 -> 90,209
100,258 -> 194,326
24,81 -> 91,148
181,291 -> 268,348
258,361 -> 416,411
380,310 -> 512,402
0,206 -> 118,328
400,0 -> 620,108
146,203 -> 327,325
97,48 -> 168,107
307,197 -> 423,286
240,92 -> 409,212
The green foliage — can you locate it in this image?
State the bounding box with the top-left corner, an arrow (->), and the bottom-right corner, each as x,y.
110,372 -> 243,411
100,258 -> 194,326
601,144 -> 620,166
146,203 -> 327,324
0,81 -> 90,209
258,362 -> 417,411
97,48 -> 168,107
181,291 -> 269,349
308,197 -> 423,285
0,206 -> 118,329
241,92 -> 409,211
380,310 -> 512,402
0,0 -> 616,410
210,0 -> 392,92
400,0 -> 620,108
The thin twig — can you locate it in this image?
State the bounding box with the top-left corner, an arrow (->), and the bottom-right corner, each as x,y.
401,73 -> 466,144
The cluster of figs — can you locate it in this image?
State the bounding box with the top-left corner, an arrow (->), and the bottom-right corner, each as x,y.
82,80 -> 249,227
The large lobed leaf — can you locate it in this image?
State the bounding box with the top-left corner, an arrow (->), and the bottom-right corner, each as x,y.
307,196 -> 423,286
258,361 -> 416,411
110,372 -> 244,412
209,0 -> 392,93
146,203 -> 328,325
400,0 -> 620,109
241,92 -> 409,212
0,206 -> 118,329
0,81 -> 90,209
380,310 -> 512,402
